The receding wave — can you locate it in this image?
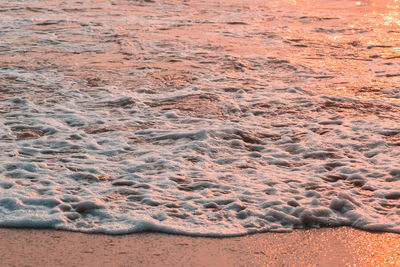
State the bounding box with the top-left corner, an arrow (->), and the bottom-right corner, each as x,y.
0,0 -> 399,236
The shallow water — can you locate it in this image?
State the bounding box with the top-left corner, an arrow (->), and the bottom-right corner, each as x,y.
0,0 -> 399,235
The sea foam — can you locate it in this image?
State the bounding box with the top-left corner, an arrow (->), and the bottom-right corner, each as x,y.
0,0 -> 399,236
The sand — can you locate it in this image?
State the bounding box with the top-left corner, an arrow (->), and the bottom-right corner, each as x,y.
0,227 -> 399,266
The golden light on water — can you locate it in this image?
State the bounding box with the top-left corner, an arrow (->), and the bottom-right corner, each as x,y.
382,0 -> 400,26
272,0 -> 400,104
286,0 -> 400,28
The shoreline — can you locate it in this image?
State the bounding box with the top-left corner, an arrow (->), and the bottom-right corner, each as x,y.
1,227 -> 399,266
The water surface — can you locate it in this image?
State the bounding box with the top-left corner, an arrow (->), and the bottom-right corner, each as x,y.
0,0 -> 399,235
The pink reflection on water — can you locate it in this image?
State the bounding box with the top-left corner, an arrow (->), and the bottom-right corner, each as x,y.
274,0 -> 400,103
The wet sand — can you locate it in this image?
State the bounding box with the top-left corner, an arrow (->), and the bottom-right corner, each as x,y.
1,227 -> 399,266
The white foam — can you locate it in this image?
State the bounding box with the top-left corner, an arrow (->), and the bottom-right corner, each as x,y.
0,0 -> 399,236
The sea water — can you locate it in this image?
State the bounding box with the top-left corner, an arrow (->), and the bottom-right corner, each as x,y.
0,0 -> 399,235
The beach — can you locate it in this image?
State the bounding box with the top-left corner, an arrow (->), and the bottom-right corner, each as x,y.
0,0 -> 399,264
1,227 -> 399,266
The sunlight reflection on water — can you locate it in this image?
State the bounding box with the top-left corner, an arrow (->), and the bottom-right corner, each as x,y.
272,0 -> 400,103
